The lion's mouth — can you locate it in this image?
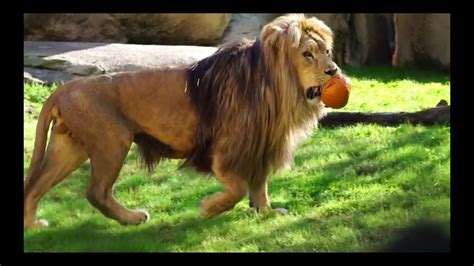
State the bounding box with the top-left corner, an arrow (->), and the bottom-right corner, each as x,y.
306,85 -> 322,100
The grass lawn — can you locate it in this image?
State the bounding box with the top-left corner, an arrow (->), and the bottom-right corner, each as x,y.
23,66 -> 450,252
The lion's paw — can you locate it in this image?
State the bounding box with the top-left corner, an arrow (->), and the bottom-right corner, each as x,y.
200,196 -> 218,219
120,209 -> 150,225
272,208 -> 289,216
257,207 -> 289,216
24,219 -> 49,230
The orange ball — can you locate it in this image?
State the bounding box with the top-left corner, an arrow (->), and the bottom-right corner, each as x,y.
321,75 -> 351,109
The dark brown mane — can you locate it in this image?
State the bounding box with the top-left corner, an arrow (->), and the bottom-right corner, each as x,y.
187,38 -> 264,130
182,37 -> 322,185
182,38 -> 265,175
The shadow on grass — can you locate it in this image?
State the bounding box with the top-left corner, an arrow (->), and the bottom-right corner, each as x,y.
227,213 -> 450,252
25,213 -> 238,252
25,126 -> 449,252
25,207 -> 448,252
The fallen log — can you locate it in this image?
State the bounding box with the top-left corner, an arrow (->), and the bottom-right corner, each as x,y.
320,105 -> 450,127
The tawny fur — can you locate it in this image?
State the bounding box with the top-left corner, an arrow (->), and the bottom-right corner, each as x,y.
24,13 -> 340,229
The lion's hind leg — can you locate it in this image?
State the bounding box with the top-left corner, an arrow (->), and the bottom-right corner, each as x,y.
85,133 -> 149,226
24,129 -> 88,229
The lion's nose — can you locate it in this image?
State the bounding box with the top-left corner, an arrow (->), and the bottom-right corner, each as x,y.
324,68 -> 338,76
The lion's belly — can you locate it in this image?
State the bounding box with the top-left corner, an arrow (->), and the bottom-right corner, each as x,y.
139,114 -> 197,154
115,69 -> 198,154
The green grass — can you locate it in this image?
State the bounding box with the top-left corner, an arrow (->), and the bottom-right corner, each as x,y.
23,66 -> 450,252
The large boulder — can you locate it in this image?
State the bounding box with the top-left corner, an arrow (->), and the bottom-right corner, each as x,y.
392,14 -> 450,70
24,13 -> 127,43
112,13 -> 231,45
24,41 -> 217,84
350,13 -> 393,66
24,13 -> 232,46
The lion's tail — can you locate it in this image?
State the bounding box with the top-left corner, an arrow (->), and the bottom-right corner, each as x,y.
24,94 -> 56,184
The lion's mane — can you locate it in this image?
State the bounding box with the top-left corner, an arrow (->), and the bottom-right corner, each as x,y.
182,14 -> 328,185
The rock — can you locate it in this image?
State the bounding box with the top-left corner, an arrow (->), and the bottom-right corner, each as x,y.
112,14 -> 232,45
392,14 -> 450,70
67,64 -> 104,76
350,13 -> 393,66
24,102 -> 35,115
308,13 -> 393,66
24,13 -> 127,43
24,41 -> 217,84
24,57 -> 69,69
24,67 -> 78,85
220,13 -> 280,44
24,42 -> 106,76
24,14 -> 232,46
24,71 -> 45,84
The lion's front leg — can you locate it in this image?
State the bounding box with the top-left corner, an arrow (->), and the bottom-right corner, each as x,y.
249,179 -> 288,215
200,154 -> 248,218
200,174 -> 248,218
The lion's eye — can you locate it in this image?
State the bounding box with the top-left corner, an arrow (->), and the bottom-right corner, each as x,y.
303,51 -> 313,59
326,50 -> 330,55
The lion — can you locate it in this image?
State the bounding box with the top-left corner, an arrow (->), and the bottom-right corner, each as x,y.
24,13 -> 341,229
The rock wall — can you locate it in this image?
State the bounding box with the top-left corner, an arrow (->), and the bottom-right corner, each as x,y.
307,13 -> 393,66
24,13 -> 450,70
392,14 -> 450,70
24,13 -> 231,46
220,13 -> 281,43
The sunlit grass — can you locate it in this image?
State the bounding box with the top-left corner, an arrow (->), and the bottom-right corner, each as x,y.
23,66 -> 450,252
342,66 -> 450,112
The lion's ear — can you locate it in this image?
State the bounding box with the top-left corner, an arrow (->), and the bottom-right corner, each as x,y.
305,17 -> 334,49
265,26 -> 285,46
260,25 -> 284,54
287,21 -> 302,48
261,22 -> 302,53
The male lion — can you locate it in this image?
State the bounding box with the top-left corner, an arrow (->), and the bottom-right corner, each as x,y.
24,13 -> 341,229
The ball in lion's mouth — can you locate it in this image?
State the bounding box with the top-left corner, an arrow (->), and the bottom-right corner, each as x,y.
321,75 -> 351,109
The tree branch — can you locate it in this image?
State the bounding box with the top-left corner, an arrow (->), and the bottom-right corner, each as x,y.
320,102 -> 450,127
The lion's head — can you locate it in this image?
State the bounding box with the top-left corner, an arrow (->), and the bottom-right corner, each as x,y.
185,14 -> 338,185
260,13 -> 340,101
